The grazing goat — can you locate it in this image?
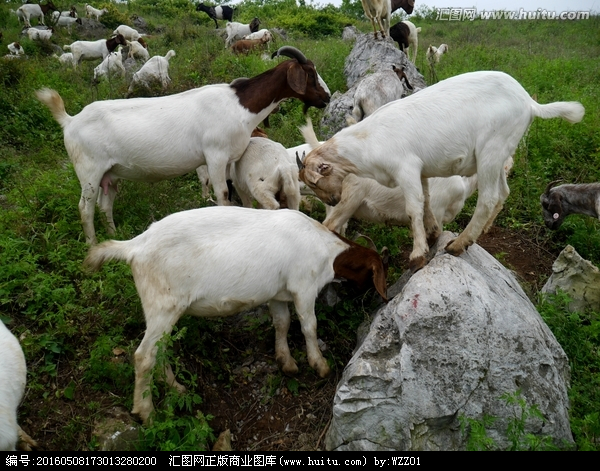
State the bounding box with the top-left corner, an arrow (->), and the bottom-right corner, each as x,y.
360,0 -> 392,40
25,27 -> 53,41
63,34 -> 127,68
230,137 -> 301,210
113,25 -> 143,42
35,46 -> 330,244
390,20 -> 420,63
93,47 -> 125,82
51,6 -> 78,20
127,50 -> 175,96
347,65 -> 413,124
427,43 -> 448,65
196,3 -> 234,28
84,206 -> 387,424
85,4 -> 108,21
225,18 -> 260,48
297,71 -> 584,271
127,40 -> 149,62
54,16 -> 82,34
7,42 -> 24,56
231,36 -> 269,55
0,321 -> 37,452
55,52 -> 75,66
17,1 -> 58,28
391,0 -> 414,14
541,182 -> 600,230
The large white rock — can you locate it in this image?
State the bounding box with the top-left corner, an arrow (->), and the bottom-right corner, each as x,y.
542,244 -> 600,312
326,232 -> 572,451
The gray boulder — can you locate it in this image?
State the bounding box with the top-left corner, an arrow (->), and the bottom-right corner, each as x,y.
326,232 -> 572,451
542,244 -> 600,312
319,34 -> 426,139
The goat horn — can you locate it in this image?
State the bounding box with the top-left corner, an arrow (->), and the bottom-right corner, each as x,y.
353,233 -> 377,252
544,179 -> 562,195
296,151 -> 305,170
271,46 -> 307,64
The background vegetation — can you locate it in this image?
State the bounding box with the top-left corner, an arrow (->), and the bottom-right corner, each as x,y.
0,0 -> 598,450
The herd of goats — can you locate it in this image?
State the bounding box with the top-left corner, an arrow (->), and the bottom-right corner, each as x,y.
1,0 -> 598,451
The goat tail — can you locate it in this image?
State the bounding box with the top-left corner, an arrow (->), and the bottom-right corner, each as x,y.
83,240 -> 131,272
63,44 -> 71,50
35,88 -> 72,128
164,50 -> 176,61
299,117 -> 321,149
532,100 -> 585,124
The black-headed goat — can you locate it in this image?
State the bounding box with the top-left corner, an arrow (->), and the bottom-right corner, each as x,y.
541,181 -> 600,230
35,46 -> 330,244
84,206 -> 387,424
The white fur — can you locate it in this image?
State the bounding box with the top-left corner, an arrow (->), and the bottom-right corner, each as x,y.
360,0 -> 392,39
93,47 -> 125,81
7,42 -> 24,56
299,71 -> 584,269
225,18 -> 260,48
0,321 -> 33,451
25,27 -> 53,41
127,40 -> 149,62
426,43 -> 448,65
55,16 -> 81,34
127,50 -> 175,95
16,4 -> 46,28
85,4 -> 108,21
243,28 -> 272,42
83,207 -> 353,423
113,25 -> 143,42
229,137 -> 301,210
63,36 -> 126,68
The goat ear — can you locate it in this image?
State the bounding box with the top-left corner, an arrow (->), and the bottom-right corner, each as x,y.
317,162 -> 333,176
303,169 -> 323,186
371,260 -> 388,302
287,64 -> 307,96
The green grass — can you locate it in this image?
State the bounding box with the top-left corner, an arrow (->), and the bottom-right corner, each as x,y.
1,0 -> 599,450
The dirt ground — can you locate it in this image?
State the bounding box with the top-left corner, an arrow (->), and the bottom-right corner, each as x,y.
20,225 -> 558,451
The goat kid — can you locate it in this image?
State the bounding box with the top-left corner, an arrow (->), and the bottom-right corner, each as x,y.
113,25 -> 144,42
93,47 -> 125,82
127,39 -> 149,62
25,27 -> 53,41
127,50 -> 175,96
84,206 -> 387,424
231,36 -> 269,55
0,321 -> 37,452
297,71 -> 584,271
36,46 -> 330,245
85,4 -> 108,21
541,181 -> 600,230
7,42 -> 25,56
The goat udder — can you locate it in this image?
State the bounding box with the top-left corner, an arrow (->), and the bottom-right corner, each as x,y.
101,174 -> 116,195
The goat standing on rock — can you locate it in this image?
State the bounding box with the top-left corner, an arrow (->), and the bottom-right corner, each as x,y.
35,46 -> 330,245
541,181 -> 600,230
297,71 -> 584,271
84,206 -> 388,424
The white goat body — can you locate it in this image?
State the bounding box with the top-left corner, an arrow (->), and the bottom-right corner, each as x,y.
25,27 -> 53,41
225,18 -> 260,47
426,43 -> 448,65
0,321 -> 36,452
360,0 -> 392,39
8,42 -> 24,56
63,35 -> 127,68
93,48 -> 125,81
83,206 -> 387,423
17,4 -> 46,28
229,137 -> 301,210
85,4 -> 107,21
35,47 -> 331,244
243,28 -> 272,42
127,40 -> 149,62
55,16 -> 81,34
113,25 -> 143,42
127,50 -> 175,95
55,52 -> 75,66
299,71 -> 584,270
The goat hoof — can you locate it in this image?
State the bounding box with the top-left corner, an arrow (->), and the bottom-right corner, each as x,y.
444,239 -> 465,256
278,357 -> 299,376
409,255 -> 427,273
426,232 -> 441,247
315,362 -> 331,378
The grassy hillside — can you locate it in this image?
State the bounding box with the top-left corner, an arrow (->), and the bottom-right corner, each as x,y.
0,0 -> 599,450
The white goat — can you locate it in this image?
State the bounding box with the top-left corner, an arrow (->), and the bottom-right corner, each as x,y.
127,40 -> 149,62
229,137 -> 301,210
360,0 -> 392,40
113,25 -> 143,42
55,16 -> 82,34
0,321 -> 36,452
63,34 -> 127,68
298,71 -> 584,271
426,43 -> 448,65
347,65 -> 413,124
243,28 -> 272,42
93,47 -> 125,82
16,2 -> 57,28
225,17 -> 260,48
54,52 -> 75,66
51,8 -> 77,20
25,27 -> 53,41
85,4 -> 108,21
127,50 -> 175,96
35,46 -> 330,244
7,42 -> 25,56
83,206 -> 387,424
